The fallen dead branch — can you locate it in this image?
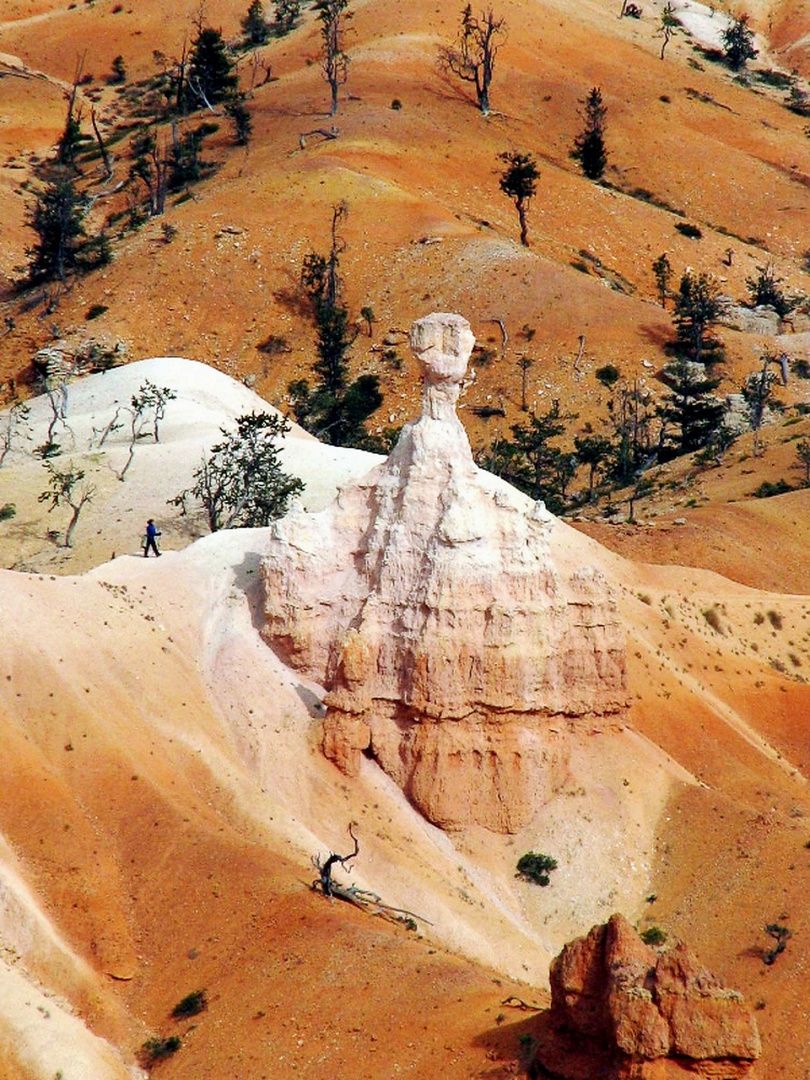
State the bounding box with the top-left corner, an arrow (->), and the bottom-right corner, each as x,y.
501,995 -> 544,1011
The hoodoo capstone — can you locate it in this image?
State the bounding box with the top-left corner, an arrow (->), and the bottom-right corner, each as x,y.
261,312 -> 627,831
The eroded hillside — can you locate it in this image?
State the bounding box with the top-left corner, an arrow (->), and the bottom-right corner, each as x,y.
2,0 -> 810,451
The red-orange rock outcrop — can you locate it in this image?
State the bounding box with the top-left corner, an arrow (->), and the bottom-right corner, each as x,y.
262,313 -> 627,831
531,913 -> 760,1079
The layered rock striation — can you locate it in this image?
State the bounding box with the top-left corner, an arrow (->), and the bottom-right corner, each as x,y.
261,312 -> 627,831
532,913 -> 761,1079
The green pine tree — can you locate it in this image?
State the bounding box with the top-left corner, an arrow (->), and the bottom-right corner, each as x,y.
26,170 -> 86,283
573,87 -> 608,180
187,26 -> 238,108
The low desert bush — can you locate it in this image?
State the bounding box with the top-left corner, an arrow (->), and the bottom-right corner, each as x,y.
171,989 -> 207,1019
139,1036 -> 181,1067
640,926 -> 668,946
516,851 -> 558,886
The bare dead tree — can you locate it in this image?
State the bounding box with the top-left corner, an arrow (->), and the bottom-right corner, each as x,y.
186,72 -> 220,114
0,399 -> 32,467
314,0 -> 352,116
518,356 -> 533,411
43,378 -> 73,451
312,825 -> 432,929
440,5 -> 506,117
313,822 -> 360,897
246,50 -> 273,95
91,405 -> 123,449
130,129 -> 170,216
501,995 -> 544,1011
55,52 -> 89,171
488,317 -> 508,355
118,408 -> 148,482
574,333 -> 585,371
90,107 -> 113,180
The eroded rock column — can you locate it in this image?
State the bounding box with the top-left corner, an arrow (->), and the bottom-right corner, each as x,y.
261,313 -> 627,832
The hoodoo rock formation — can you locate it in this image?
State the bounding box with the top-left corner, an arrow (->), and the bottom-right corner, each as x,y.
261,313 -> 627,831
531,914 -> 761,1079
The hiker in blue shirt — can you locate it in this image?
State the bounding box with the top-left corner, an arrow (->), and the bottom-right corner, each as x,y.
143,519 -> 161,557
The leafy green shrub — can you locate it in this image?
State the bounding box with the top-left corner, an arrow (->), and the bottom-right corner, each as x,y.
675,222 -> 702,239
640,926 -> 667,946
752,479 -> 794,498
0,503 -> 16,521
171,989 -> 207,1019
516,851 -> 558,886
596,364 -> 620,387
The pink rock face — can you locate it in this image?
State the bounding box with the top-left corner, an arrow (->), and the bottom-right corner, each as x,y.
537,914 -> 760,1079
261,312 -> 627,832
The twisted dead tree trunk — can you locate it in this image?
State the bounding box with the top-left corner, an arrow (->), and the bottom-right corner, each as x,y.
312,825 -> 431,929
90,107 -> 113,181
313,823 -> 359,897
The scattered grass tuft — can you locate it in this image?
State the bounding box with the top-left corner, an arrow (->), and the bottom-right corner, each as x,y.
171,989 -> 207,1020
